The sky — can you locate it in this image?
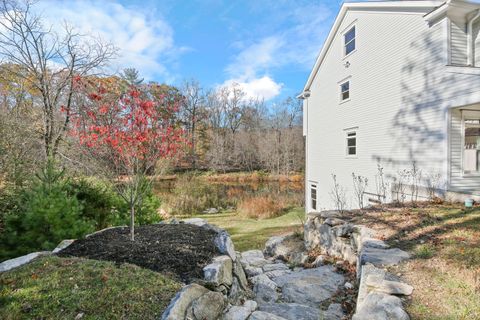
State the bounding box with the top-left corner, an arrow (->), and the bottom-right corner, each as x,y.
35,0 -> 343,102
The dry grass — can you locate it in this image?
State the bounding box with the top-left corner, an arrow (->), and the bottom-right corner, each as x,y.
237,195 -> 286,219
204,171 -> 303,183
341,203 -> 480,319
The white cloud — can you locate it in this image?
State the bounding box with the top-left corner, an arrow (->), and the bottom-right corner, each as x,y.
223,2 -> 332,100
34,0 -> 185,82
222,76 -> 283,101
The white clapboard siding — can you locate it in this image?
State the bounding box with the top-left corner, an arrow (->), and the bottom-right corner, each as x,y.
450,18 -> 468,66
305,7 -> 480,211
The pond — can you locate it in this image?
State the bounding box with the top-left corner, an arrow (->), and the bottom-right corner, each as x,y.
153,175 -> 304,216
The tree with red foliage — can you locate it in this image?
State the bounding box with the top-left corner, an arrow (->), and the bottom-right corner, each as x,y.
72,79 -> 184,240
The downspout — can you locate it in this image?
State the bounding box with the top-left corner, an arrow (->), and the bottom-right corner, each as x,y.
467,9 -> 480,66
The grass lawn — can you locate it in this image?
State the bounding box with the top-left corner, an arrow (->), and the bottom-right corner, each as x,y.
345,203 -> 480,320
0,256 -> 181,320
196,207 -> 304,251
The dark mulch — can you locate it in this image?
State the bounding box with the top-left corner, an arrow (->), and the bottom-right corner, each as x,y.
57,224 -> 221,283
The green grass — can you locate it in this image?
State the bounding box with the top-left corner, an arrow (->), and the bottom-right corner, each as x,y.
0,256 -> 181,320
196,207 -> 304,251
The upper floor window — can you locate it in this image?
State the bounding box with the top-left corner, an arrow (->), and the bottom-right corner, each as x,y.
344,26 -> 356,56
340,81 -> 350,101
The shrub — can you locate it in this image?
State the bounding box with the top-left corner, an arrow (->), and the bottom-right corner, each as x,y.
70,178 -> 123,230
71,177 -> 162,227
0,169 -> 163,261
0,165 -> 95,260
238,194 -> 285,219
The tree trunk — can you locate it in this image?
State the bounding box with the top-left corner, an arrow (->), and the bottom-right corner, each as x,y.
130,204 -> 135,241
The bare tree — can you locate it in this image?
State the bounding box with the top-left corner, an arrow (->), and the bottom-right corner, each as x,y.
180,79 -> 204,169
0,0 -> 116,161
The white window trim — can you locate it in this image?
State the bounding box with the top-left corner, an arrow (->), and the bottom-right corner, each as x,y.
342,23 -> 357,58
461,110 -> 480,177
339,79 -> 351,103
344,127 -> 358,158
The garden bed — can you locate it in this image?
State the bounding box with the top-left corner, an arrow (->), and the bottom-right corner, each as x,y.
58,224 -> 220,282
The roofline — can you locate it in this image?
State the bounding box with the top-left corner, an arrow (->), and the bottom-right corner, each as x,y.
424,0 -> 480,22
301,1 -> 444,94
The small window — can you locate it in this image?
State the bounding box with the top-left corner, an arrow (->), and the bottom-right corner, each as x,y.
341,81 -> 350,101
310,184 -> 317,211
346,131 -> 356,156
344,26 -> 356,55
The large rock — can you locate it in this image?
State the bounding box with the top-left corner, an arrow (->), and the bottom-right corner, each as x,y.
248,311 -> 287,320
0,251 -> 51,273
365,275 -> 414,296
262,263 -> 289,273
52,239 -> 75,253
183,218 -> 208,226
229,277 -> 251,305
192,291 -> 226,320
203,255 -> 233,287
254,282 -> 278,305
244,265 -> 263,277
264,234 -> 306,262
250,274 -> 278,290
324,303 -> 345,320
264,269 -> 291,280
240,250 -> 270,268
272,266 -> 345,308
359,247 -> 410,269
161,284 -> 209,320
353,292 -> 410,320
233,255 -> 249,290
222,300 -> 257,320
215,231 -> 237,261
258,303 -> 321,320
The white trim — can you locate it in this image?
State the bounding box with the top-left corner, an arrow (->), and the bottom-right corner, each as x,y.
339,79 -> 351,103
445,65 -> 480,74
302,1 -> 443,93
345,128 -> 358,158
446,108 -> 451,189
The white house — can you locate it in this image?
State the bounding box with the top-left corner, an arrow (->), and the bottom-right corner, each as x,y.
300,0 -> 480,211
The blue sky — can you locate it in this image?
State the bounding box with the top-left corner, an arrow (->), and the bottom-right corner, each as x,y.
37,0 -> 343,102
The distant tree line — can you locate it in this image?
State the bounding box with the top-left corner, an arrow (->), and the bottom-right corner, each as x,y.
177,80 -> 304,174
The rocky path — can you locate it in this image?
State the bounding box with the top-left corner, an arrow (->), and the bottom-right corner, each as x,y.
223,249 -> 347,320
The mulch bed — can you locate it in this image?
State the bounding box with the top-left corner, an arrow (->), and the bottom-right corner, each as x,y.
57,224 -> 221,283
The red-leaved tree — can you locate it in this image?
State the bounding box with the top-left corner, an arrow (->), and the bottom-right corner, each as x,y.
71,78 -> 184,240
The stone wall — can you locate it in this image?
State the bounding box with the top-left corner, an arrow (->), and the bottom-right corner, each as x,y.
304,210 -> 413,320
161,218 -> 254,320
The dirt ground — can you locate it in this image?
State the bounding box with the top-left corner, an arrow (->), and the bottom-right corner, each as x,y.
58,223 -> 220,282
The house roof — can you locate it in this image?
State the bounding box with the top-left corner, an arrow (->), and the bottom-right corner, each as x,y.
300,1 -> 445,97
424,0 -> 480,22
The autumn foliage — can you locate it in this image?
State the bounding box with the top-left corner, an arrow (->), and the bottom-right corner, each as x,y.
70,77 -> 185,240
72,78 -> 184,172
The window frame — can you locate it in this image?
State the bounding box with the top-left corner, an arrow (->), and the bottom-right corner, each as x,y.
340,80 -> 350,103
310,183 -> 317,211
343,25 -> 356,57
461,110 -> 480,176
345,129 -> 358,158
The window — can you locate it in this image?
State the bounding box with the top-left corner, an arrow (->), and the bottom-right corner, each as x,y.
344,26 -> 356,56
346,131 -> 357,156
463,117 -> 480,174
341,81 -> 350,101
310,184 -> 317,211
